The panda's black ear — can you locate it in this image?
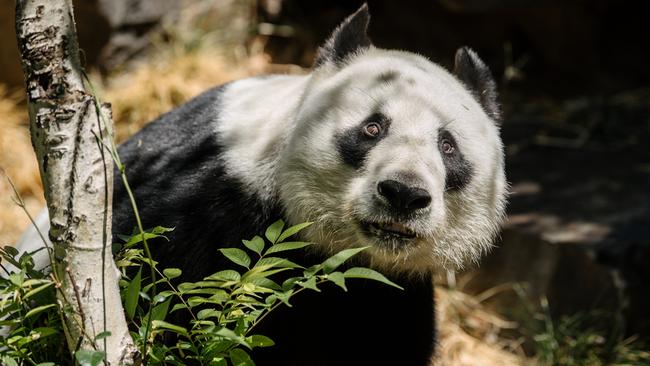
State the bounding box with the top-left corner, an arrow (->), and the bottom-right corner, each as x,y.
453,47 -> 501,123
314,3 -> 372,68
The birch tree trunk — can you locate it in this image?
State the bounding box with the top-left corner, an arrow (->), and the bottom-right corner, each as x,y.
15,0 -> 139,364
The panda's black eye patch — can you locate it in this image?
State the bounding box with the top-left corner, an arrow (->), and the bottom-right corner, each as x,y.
438,129 -> 473,191
337,113 -> 390,169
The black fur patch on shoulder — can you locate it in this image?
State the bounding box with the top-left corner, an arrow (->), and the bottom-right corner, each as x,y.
314,4 -> 372,67
113,85 -> 281,282
439,129 -> 473,191
336,112 -> 390,169
453,47 -> 501,123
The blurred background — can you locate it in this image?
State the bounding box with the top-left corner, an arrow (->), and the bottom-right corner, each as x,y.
1,0 -> 649,364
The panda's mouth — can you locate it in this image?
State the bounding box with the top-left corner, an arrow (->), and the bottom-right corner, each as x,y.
360,221 -> 417,240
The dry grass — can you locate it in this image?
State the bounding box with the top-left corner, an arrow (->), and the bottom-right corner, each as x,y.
436,282 -> 528,366
0,86 -> 43,246
0,45 -> 529,365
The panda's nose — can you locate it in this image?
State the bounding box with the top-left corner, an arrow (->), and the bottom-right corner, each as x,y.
377,180 -> 432,213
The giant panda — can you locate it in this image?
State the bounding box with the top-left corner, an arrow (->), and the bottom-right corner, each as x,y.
14,4 -> 507,365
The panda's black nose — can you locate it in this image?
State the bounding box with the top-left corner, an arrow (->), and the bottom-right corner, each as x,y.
377,180 -> 432,213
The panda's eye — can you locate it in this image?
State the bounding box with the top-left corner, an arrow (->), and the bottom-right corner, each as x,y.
440,139 -> 455,154
362,122 -> 382,138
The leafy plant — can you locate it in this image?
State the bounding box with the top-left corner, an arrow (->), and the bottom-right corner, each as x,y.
0,246 -> 69,366
513,285 -> 650,366
116,219 -> 402,365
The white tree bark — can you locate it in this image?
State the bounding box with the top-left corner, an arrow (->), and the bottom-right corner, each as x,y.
15,1 -> 139,364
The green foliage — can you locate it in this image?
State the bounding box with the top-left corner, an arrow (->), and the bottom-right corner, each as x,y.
113,219 -> 402,365
0,220 -> 401,366
0,247 -> 70,366
513,285 -> 650,366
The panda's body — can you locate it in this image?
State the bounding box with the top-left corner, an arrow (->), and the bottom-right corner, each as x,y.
114,77 -> 437,365
13,5 -> 507,365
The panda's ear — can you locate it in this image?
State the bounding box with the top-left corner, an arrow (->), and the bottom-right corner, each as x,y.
314,3 -> 373,68
453,47 -> 501,123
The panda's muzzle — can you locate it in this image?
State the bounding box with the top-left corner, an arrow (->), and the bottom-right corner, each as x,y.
360,220 -> 417,240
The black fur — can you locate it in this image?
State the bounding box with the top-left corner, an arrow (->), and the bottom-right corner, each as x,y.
314,4 -> 372,67
112,86 -> 437,366
253,274 -> 435,366
453,47 -> 501,122
336,112 -> 390,169
439,129 -> 473,191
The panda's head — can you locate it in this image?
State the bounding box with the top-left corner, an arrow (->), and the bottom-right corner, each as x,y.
277,4 -> 507,274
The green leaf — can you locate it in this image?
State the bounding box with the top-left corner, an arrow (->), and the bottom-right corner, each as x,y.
343,267 -> 404,290
123,231 -> 168,248
205,270 -> 241,282
24,304 -> 56,320
321,246 -> 369,273
151,320 -> 188,336
125,267 -> 142,320
150,297 -> 171,322
247,277 -> 281,291
209,358 -> 227,366
298,277 -> 320,292
303,264 -> 322,277
9,272 -> 24,287
94,331 -> 111,341
327,272 -> 347,291
3,246 -> 19,257
36,363 -> 56,366
219,248 -> 251,269
24,282 -> 55,299
274,289 -> 293,307
265,220 -> 285,244
197,308 -> 221,320
216,328 -> 251,349
277,222 -> 313,243
246,334 -> 275,348
163,268 -> 182,279
0,356 -> 18,366
281,277 -> 302,291
75,349 -> 106,366
229,348 -> 254,366
257,257 -> 302,269
31,327 -> 58,339
265,241 -> 313,255
242,236 -> 265,255
170,303 -> 188,313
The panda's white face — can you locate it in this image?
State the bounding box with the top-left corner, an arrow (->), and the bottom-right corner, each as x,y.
277,49 -> 507,273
